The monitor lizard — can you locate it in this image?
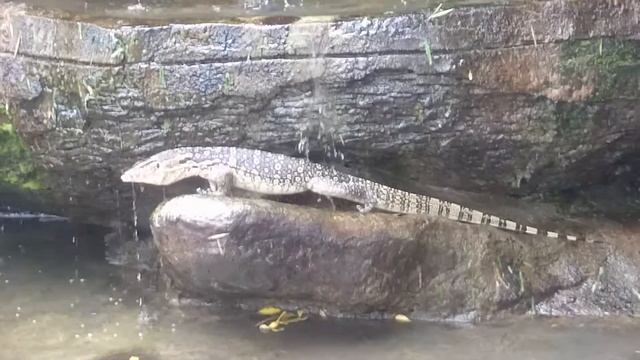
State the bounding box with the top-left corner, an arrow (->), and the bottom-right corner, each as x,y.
121,146 -> 584,242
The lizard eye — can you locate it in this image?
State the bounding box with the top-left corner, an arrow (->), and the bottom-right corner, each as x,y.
156,163 -> 160,169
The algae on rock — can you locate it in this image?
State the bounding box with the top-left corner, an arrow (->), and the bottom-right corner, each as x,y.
0,122 -> 43,191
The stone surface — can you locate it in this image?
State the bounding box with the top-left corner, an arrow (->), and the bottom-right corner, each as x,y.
0,1 -> 639,225
150,194 -> 640,320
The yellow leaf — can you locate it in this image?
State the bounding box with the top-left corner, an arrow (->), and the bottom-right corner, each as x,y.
257,306 -> 282,316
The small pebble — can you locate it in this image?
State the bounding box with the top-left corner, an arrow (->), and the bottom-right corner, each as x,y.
393,314 -> 411,323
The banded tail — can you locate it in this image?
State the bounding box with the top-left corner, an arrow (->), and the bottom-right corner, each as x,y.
366,181 -> 583,242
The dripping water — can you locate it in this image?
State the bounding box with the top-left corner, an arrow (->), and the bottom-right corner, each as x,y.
130,183 -> 145,338
131,183 -> 140,245
296,21 -> 345,163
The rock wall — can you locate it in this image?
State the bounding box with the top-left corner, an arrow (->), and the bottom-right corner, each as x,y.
0,1 -> 639,224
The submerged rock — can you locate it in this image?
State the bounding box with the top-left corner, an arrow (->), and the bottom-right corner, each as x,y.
151,195 -> 640,320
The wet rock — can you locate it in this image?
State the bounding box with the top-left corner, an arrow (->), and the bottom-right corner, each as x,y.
151,194 -> 640,320
0,1 -> 639,225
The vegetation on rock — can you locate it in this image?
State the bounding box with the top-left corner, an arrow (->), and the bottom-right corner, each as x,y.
0,122 -> 43,191
562,39 -> 640,101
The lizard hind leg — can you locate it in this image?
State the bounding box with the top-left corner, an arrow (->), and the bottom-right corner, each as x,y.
356,203 -> 374,213
321,195 -> 337,211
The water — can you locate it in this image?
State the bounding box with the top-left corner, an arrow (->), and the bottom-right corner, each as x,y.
1,219 -> 640,360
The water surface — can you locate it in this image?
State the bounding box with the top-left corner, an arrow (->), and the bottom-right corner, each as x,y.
1,219 -> 640,360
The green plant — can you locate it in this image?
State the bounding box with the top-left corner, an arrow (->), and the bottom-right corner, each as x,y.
0,123 -> 43,191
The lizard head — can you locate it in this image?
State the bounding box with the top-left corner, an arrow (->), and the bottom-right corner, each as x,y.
121,148 -> 201,186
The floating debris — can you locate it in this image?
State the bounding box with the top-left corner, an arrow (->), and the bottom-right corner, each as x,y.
256,309 -> 308,333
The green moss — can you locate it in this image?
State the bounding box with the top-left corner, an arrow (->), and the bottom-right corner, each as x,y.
0,123 -> 44,191
0,105 -> 7,116
561,39 -> 640,101
552,102 -> 592,135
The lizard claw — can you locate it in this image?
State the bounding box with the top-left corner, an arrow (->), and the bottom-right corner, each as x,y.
197,186 -> 225,196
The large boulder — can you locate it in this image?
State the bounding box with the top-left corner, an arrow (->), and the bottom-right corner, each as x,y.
0,1 -> 639,226
150,194 -> 640,320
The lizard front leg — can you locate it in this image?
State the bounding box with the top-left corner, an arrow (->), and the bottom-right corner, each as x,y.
201,166 -> 234,196
356,192 -> 376,213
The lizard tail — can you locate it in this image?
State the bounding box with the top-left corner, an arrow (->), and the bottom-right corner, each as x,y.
423,195 -> 585,242
371,184 -> 585,241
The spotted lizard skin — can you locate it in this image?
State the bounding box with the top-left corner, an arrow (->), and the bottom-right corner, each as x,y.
121,146 -> 584,241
